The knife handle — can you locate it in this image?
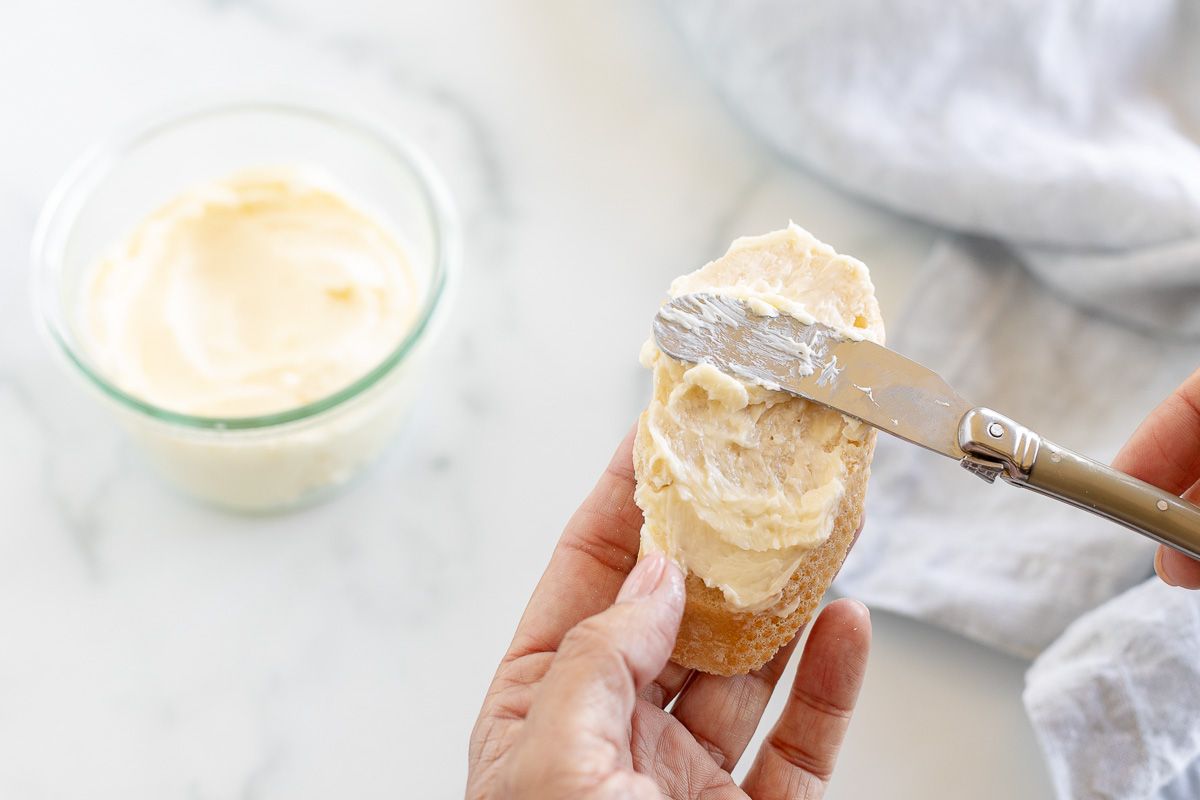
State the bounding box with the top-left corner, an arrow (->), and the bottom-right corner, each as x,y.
958,408 -> 1200,562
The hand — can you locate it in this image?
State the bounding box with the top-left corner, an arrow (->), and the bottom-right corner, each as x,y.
468,430 -> 871,799
1113,368 -> 1200,588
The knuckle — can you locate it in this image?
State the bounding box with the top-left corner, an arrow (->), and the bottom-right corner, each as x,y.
792,683 -> 854,720
767,733 -> 835,782
560,614 -> 617,656
556,615 -> 636,695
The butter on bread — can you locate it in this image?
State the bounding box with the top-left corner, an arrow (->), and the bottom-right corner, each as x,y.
634,224 -> 883,675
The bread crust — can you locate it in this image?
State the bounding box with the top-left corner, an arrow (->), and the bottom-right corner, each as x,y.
633,224 -> 883,676
663,429 -> 875,676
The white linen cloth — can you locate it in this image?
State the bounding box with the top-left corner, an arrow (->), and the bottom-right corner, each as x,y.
663,2 -> 1200,797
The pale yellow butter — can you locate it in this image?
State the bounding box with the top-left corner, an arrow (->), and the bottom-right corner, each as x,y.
83,168 -> 418,417
636,224 -> 884,611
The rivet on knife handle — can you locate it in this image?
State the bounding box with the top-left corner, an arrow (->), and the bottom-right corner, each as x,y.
958,407 -> 1200,562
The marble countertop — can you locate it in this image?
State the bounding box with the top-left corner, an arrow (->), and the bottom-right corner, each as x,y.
2,2 -> 1052,797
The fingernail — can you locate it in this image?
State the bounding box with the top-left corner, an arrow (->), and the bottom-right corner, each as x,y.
618,553 -> 667,602
1157,547 -> 1181,587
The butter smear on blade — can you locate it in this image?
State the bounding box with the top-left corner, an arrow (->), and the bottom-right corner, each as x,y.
635,224 -> 884,611
82,168 -> 419,417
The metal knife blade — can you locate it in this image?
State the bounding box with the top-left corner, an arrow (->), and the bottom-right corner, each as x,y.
652,293 -> 973,460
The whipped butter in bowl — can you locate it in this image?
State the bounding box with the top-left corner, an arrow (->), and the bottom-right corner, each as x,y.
33,103 -> 457,511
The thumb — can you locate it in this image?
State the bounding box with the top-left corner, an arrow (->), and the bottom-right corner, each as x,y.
528,552 -> 685,747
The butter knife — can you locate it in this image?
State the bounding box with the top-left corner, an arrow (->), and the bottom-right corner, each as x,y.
653,292 -> 1200,561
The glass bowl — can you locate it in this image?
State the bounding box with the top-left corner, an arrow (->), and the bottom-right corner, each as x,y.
31,100 -> 458,511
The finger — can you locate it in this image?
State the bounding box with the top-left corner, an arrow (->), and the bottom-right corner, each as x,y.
629,703 -> 747,800
507,427 -> 644,663
640,519 -> 866,715
1112,371 -> 1200,586
1163,480 -> 1200,587
1112,368 -> 1200,494
661,519 -> 867,767
522,554 -> 685,757
1157,546 -> 1200,589
639,661 -> 693,709
742,599 -> 871,800
668,636 -> 800,771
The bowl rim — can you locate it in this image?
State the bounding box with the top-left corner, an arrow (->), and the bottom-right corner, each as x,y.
30,98 -> 458,432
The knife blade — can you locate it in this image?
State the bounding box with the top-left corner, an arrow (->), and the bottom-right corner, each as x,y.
650,291 -> 1200,562
652,292 -> 972,459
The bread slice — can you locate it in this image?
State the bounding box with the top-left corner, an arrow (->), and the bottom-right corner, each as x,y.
669,438 -> 872,675
634,224 -> 883,676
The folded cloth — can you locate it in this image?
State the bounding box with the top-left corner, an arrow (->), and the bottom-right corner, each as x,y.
664,1 -> 1200,796
665,0 -> 1200,334
834,237 -> 1195,657
841,239 -> 1197,798
1025,579 -> 1200,800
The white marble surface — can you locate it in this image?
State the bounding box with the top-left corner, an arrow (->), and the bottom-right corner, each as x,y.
1,2 -> 1052,797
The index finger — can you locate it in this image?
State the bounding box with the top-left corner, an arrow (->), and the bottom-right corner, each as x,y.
505,426 -> 645,661
1113,368 -> 1200,588
741,599 -> 872,799
1112,368 -> 1200,493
